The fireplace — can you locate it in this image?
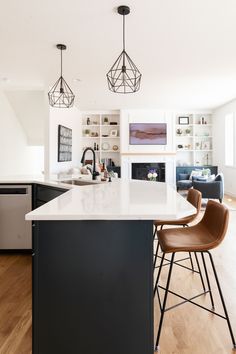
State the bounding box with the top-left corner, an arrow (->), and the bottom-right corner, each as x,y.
132,163 -> 165,182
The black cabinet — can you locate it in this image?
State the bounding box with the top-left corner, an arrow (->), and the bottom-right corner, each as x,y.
33,184 -> 68,209
33,220 -> 153,354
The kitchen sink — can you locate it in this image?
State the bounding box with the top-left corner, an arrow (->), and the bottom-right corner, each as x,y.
61,179 -> 101,186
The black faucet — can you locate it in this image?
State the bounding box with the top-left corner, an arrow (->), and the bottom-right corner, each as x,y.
80,148 -> 99,180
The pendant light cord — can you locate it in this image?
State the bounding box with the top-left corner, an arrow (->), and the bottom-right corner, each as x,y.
60,48 -> 63,77
123,12 -> 125,52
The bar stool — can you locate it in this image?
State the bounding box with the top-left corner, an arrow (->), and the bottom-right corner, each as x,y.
153,189 -> 202,276
154,200 -> 236,352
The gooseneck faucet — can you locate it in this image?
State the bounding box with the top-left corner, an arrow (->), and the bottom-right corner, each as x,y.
80,148 -> 99,180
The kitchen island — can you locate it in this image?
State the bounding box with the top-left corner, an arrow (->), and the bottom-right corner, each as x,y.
26,179 -> 195,354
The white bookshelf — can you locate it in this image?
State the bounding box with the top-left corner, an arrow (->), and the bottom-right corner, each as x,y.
175,114 -> 213,166
81,111 -> 120,166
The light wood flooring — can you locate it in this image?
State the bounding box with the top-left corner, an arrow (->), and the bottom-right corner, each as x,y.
0,195 -> 235,354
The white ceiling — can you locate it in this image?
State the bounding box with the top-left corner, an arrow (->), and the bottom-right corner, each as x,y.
1,0 -> 236,110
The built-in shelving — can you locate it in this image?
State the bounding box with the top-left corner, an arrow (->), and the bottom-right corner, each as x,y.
176,113 -> 213,166
81,111 -> 120,166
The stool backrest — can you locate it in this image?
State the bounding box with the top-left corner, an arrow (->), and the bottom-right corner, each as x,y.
200,200 -> 229,246
187,188 -> 202,216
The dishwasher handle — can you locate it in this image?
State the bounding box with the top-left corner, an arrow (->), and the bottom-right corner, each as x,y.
0,186 -> 30,195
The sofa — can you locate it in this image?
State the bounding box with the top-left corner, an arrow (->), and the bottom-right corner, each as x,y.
192,173 -> 224,203
176,166 -> 218,191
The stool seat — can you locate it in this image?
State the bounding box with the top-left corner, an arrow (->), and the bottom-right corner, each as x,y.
154,214 -> 196,227
158,224 -> 215,253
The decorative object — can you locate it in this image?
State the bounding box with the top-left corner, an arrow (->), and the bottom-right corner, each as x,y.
106,6 -> 141,93
110,122 -> 118,125
112,145 -> 119,151
58,125 -> 72,162
185,128 -> 191,136
87,117 -> 90,125
129,123 -> 167,145
201,117 -> 205,124
110,129 -> 118,137
102,134 -> 109,137
177,144 -> 183,149
103,117 -> 109,125
195,142 -> 201,150
48,44 -> 75,108
179,117 -> 189,125
84,129 -> 90,137
101,142 -> 110,151
176,128 -> 183,136
147,169 -> 158,181
202,141 -> 210,150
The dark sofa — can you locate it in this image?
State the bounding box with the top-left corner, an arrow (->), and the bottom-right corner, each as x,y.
192,173 -> 224,203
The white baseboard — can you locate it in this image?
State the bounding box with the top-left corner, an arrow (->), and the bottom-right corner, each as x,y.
224,190 -> 236,198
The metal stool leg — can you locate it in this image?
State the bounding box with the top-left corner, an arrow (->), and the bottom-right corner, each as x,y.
154,252 -> 165,296
153,225 -> 157,240
207,251 -> 236,349
194,252 -> 206,292
153,241 -> 160,270
189,252 -> 194,271
201,253 -> 215,310
155,252 -> 175,352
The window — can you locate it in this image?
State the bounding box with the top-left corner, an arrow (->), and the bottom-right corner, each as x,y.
225,113 -> 236,166
225,113 -> 234,166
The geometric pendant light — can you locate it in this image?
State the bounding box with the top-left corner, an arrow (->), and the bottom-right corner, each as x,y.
107,6 -> 142,94
48,44 -> 75,108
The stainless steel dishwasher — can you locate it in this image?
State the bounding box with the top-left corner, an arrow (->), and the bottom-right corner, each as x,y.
0,185 -> 32,249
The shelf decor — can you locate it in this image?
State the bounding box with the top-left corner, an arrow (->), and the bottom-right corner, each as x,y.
179,117 -> 189,125
58,125 -> 72,162
48,44 -> 75,108
106,6 -> 141,94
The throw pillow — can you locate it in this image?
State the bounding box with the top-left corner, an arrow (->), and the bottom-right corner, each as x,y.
179,173 -> 190,180
189,170 -> 202,180
207,174 -> 216,182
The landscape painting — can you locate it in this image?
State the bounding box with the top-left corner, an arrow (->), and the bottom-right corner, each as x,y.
129,123 -> 167,145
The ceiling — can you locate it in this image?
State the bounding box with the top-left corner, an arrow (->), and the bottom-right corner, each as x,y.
1,0 -> 236,110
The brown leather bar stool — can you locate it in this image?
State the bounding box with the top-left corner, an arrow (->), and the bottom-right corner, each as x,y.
154,200 -> 236,352
153,189 -> 202,276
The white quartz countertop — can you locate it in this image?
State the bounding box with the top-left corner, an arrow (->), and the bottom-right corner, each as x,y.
22,178 -> 196,221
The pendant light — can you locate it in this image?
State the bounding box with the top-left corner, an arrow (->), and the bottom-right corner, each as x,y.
48,44 -> 75,108
107,6 -> 142,94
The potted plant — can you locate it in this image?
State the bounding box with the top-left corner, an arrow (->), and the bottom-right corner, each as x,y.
176,128 -> 182,136
185,128 -> 191,136
103,117 -> 109,125
84,129 -> 90,137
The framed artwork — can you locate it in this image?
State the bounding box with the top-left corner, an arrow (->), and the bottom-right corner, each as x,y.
110,129 -> 118,137
58,125 -> 72,162
202,141 -> 210,150
178,117 -> 189,125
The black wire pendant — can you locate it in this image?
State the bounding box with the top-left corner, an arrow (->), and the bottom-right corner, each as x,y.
48,44 -> 75,108
107,6 -> 142,94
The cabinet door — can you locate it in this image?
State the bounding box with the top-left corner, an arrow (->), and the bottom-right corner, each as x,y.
33,220 -> 153,354
35,184 -> 67,205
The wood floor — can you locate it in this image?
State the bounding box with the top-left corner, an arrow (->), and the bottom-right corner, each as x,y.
0,195 -> 235,354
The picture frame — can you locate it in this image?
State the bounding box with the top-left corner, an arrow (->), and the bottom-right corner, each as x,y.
202,141 -> 210,150
110,129 -> 118,137
58,125 -> 72,162
178,117 -> 189,125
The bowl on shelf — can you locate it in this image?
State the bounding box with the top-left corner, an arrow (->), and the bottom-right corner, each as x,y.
101,142 -> 110,151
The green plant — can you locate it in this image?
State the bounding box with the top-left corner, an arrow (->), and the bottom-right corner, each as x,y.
176,128 -> 182,135
185,128 -> 191,135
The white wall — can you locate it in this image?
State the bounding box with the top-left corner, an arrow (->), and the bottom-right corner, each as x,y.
49,107 -> 81,174
0,91 -> 44,176
213,99 -> 236,197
